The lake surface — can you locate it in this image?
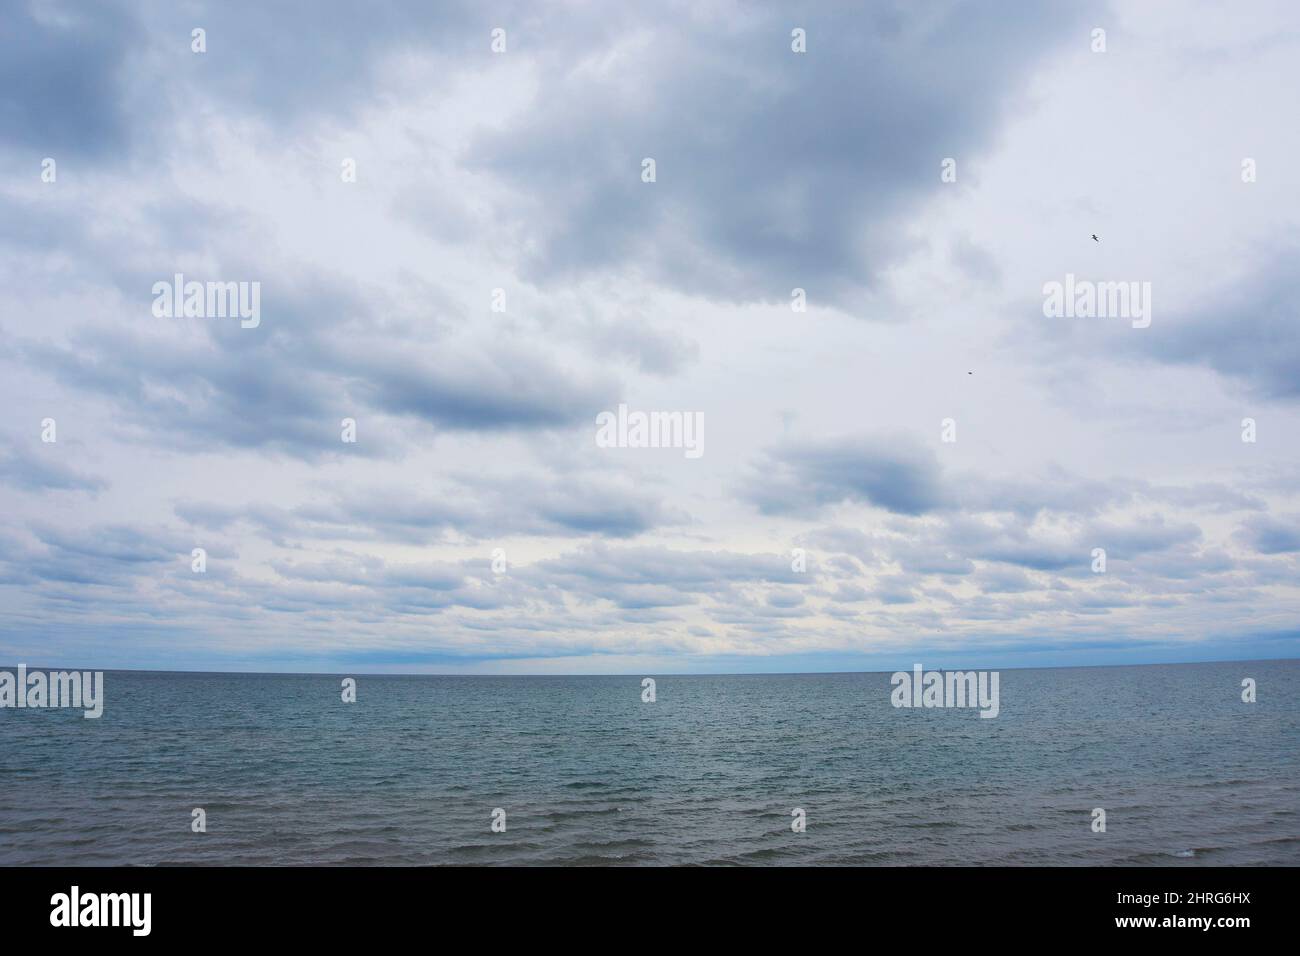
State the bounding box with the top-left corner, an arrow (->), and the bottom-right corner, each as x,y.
1,660 -> 1296,865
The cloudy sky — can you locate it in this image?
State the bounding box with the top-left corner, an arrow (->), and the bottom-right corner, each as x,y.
1,0 -> 1297,673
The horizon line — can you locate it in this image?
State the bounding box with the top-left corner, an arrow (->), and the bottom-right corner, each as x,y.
1,655 -> 1294,679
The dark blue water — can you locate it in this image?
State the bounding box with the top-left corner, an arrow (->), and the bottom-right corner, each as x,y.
1,660 -> 1296,865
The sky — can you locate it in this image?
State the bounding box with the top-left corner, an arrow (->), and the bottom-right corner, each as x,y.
0,0 -> 1297,674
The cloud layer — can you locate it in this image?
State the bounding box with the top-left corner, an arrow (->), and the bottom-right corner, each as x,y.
1,0 -> 1298,672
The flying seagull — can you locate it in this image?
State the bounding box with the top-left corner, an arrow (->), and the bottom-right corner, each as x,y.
1091,234 -> 1100,242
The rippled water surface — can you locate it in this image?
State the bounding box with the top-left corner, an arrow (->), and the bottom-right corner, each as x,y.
1,660 -> 1296,865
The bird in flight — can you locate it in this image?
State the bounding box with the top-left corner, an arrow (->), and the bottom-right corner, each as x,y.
1091,234 -> 1100,242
